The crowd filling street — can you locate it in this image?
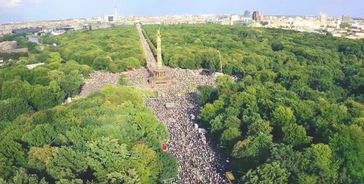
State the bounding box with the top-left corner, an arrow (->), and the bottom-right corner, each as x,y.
81,67 -> 229,183
146,92 -> 228,184
124,64 -> 228,183
79,71 -> 120,97
134,24 -> 228,183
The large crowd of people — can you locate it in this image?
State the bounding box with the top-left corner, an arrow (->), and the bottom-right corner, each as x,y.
122,59 -> 229,183
79,71 -> 120,97
132,25 -> 228,183
146,93 -> 228,184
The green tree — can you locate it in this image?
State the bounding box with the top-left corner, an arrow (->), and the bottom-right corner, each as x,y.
28,146 -> 58,171
231,134 -> 273,172
46,147 -> 88,181
305,144 -> 338,183
330,125 -> 364,183
242,161 -> 289,184
197,86 -> 218,105
220,127 -> 241,150
271,106 -> 296,127
59,71 -> 84,97
271,41 -> 284,52
1,80 -> 31,100
46,52 -> 62,63
22,124 -> 57,147
30,85 -> 59,110
130,144 -> 159,184
11,168 -> 43,184
0,98 -> 32,121
282,123 -> 311,148
116,57 -> 142,71
158,152 -> 178,181
199,99 -> 224,124
106,169 -> 140,184
86,137 -> 130,181
0,140 -> 27,179
92,55 -> 112,70
247,120 -> 273,136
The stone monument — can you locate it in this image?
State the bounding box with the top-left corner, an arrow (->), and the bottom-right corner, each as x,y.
150,29 -> 170,87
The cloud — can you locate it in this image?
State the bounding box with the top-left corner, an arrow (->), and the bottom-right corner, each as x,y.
0,0 -> 42,8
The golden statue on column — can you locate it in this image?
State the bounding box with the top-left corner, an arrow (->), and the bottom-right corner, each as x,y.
150,28 -> 170,87
156,29 -> 163,69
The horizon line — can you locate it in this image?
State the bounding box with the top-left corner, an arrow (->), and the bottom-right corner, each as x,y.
1,13 -> 363,25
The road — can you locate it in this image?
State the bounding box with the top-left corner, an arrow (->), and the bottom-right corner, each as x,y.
136,23 -> 157,71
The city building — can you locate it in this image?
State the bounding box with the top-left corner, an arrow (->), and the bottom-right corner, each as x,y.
114,6 -> 118,21
12,27 -> 42,35
105,15 -> 115,22
252,11 -> 263,22
342,15 -> 352,23
348,27 -> 364,39
230,15 -> 239,25
319,12 -> 328,27
26,63 -> 45,70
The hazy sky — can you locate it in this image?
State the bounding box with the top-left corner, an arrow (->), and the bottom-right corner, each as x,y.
0,0 -> 363,23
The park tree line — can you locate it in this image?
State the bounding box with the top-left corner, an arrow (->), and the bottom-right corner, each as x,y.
144,24 -> 364,183
1,26 -> 148,122
0,54 -> 90,122
42,26 -> 145,72
0,86 -> 178,183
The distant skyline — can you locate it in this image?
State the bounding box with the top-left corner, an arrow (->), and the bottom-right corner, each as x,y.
0,0 -> 363,23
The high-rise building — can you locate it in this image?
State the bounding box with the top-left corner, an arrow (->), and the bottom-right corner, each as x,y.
103,6 -> 118,23
244,10 -> 251,17
114,5 -> 118,22
252,11 -> 263,22
342,15 -> 352,23
230,15 -> 239,25
319,12 -> 328,27
107,16 -> 114,22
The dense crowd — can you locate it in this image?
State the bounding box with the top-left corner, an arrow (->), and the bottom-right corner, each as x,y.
79,71 -> 120,97
127,25 -> 228,183
146,93 -> 228,184
122,58 -> 229,183
80,67 -> 228,183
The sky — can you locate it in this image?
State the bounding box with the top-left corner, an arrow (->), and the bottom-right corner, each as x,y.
0,0 -> 363,23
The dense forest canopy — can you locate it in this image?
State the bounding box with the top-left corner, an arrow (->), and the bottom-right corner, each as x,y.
42,26 -> 145,72
144,24 -> 364,183
0,86 -> 177,183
